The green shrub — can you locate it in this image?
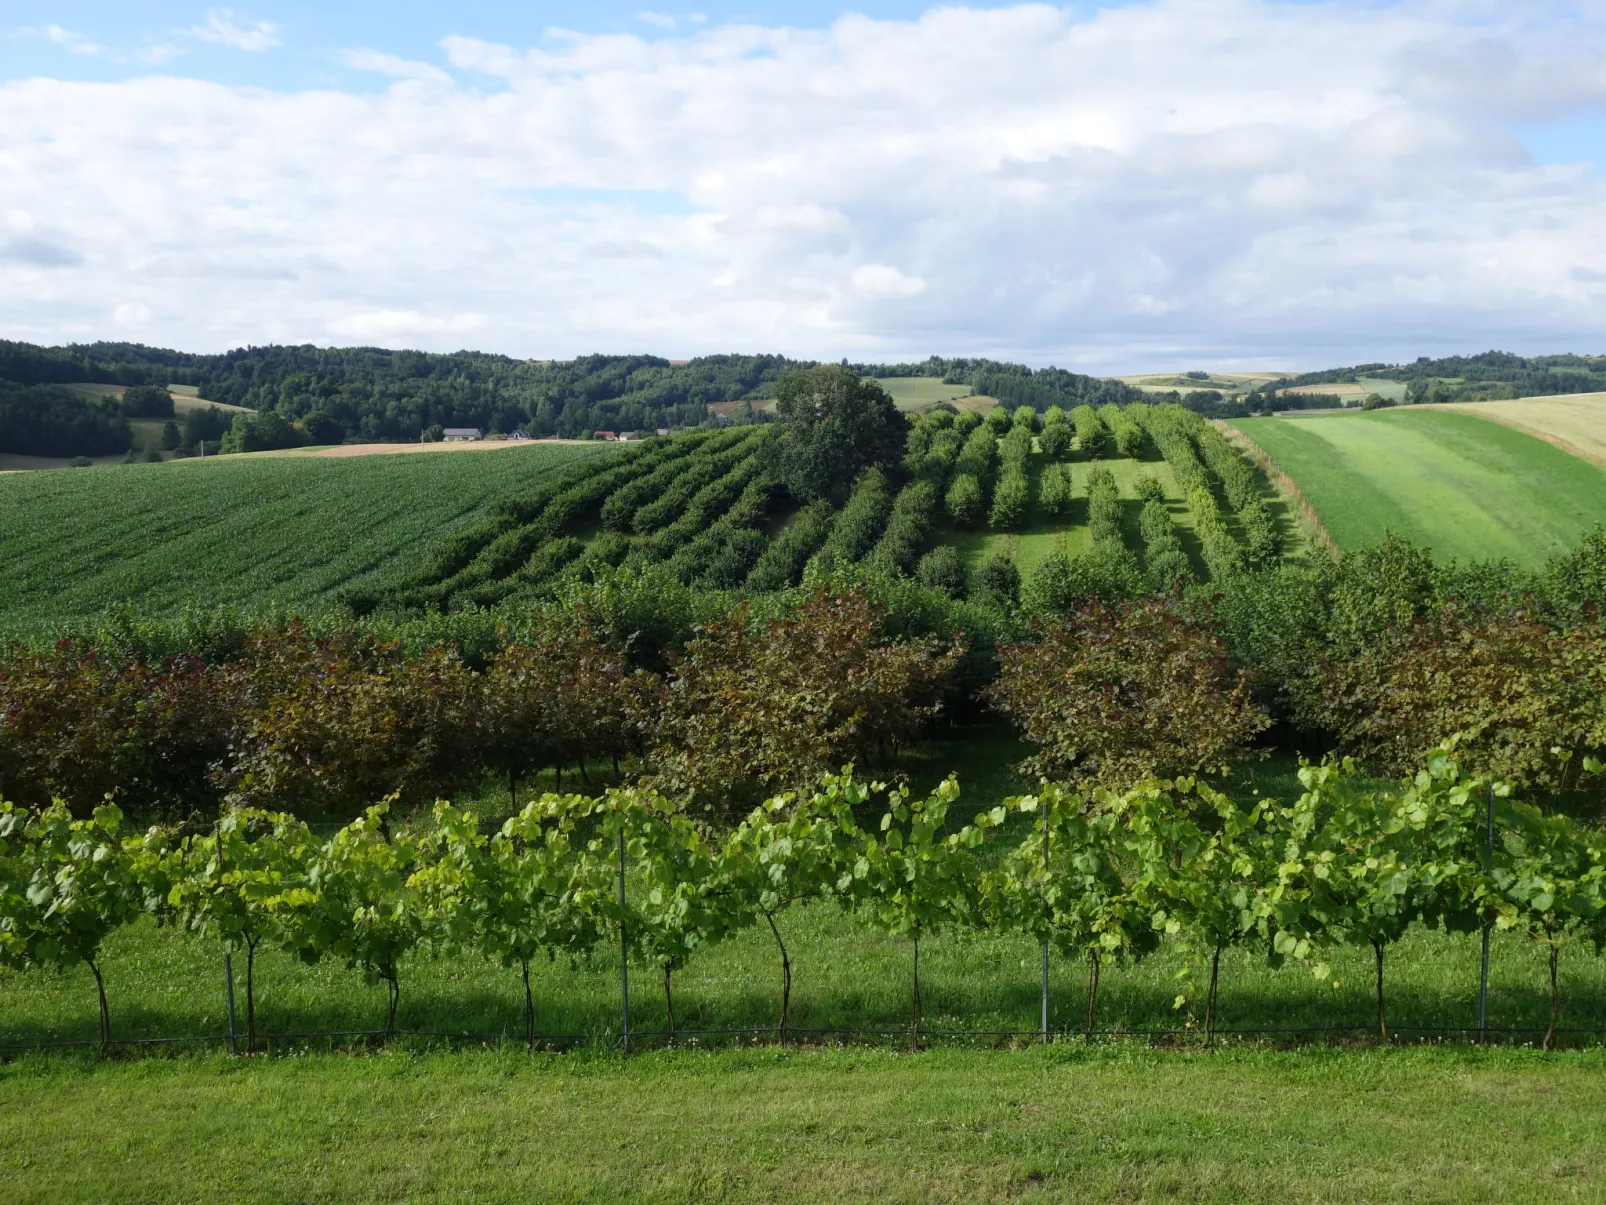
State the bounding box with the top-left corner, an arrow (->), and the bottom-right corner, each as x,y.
1038,462 -> 1073,518
988,469 -> 1029,531
976,550 -> 1021,603
1038,422 -> 1072,460
915,545 -> 967,597
945,473 -> 985,527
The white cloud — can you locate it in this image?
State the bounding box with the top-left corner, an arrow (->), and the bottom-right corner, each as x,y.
181,9 -> 280,53
5,3 -> 1606,366
852,264 -> 926,298
41,25 -> 101,55
339,48 -> 453,87
635,12 -> 678,31
113,303 -> 153,325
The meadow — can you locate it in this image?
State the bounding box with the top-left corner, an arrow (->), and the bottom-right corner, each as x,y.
871,376 -> 979,410
0,442 -> 612,635
1435,392 -> 1606,468
1230,409 -> 1606,566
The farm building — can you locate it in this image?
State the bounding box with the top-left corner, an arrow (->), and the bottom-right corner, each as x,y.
442,428 -> 483,442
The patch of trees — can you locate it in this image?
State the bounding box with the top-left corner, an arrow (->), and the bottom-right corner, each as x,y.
769,365 -> 905,504
0,587 -> 960,829
0,383 -> 131,458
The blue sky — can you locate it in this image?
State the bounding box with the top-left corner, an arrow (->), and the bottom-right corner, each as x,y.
4,2 -> 1606,368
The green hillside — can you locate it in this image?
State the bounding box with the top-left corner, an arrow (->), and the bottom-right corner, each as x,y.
0,443 -> 612,632
1232,409 -> 1606,566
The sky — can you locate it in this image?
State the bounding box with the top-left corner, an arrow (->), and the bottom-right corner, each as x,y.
4,1 -> 1606,371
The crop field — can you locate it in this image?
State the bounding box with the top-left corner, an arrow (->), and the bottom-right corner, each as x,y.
0,442 -> 613,634
1118,371 -> 1278,395
871,377 -> 978,410
1433,392 -> 1606,468
1231,409 -> 1606,566
0,402 -> 1295,629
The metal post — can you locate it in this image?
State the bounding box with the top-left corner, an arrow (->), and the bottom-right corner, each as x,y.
617,828 -> 631,1054
223,953 -> 238,1055
1477,784 -> 1495,1039
1040,804 -> 1050,1044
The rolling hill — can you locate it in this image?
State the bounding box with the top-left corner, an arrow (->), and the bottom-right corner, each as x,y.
0,441 -> 613,634
1231,409 -> 1606,567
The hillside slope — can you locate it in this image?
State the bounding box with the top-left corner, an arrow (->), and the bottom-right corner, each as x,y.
1231,410 -> 1606,566
0,442 -> 612,633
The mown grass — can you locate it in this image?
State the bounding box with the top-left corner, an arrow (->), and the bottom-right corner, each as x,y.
3,1046 -> 1605,1203
1232,409 -> 1606,566
0,442 -> 615,636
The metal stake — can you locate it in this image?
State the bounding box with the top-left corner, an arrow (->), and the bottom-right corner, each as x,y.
223,953 -> 238,1055
1040,803 -> 1050,1044
1477,784 -> 1495,1039
617,828 -> 631,1054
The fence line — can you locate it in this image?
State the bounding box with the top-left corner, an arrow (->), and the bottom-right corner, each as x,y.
1213,420 -> 1340,560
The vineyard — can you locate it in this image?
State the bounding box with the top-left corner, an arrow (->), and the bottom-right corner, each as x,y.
3,752 -> 1604,1059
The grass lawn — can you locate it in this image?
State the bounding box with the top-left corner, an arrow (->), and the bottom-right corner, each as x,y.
1231,409 -> 1606,566
0,442 -> 615,636
3,1046 -> 1604,1204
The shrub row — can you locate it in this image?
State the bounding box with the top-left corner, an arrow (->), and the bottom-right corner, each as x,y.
745,500 -> 839,592
1099,403 -> 1148,459
1070,404 -> 1108,458
869,481 -> 940,577
814,467 -> 895,564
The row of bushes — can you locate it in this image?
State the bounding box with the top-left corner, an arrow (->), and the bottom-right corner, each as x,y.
4,750 -> 1600,1053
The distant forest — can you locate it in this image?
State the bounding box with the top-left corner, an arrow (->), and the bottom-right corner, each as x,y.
3,338 -> 1604,459
1282,350 -> 1606,403
0,341 -> 1148,456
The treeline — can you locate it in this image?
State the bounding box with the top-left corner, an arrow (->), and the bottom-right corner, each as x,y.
1283,349 -> 1606,403
8,539 -> 1606,829
0,339 -> 813,443
0,382 -> 131,458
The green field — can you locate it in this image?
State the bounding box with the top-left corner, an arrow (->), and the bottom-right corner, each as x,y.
3,1046 -> 1602,1204
1232,410 -> 1606,565
872,377 -> 977,410
0,443 -> 612,634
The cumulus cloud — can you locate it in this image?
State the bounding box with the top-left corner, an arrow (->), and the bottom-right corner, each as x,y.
5,2 -> 1606,366
181,9 -> 280,53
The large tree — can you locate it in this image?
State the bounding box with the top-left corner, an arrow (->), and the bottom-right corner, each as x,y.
771,365 -> 905,503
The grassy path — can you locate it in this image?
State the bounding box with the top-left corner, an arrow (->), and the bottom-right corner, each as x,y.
1231,409 -> 1606,565
3,1047 -> 1604,1203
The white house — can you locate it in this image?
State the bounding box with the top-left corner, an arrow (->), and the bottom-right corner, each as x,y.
442,428 -> 482,442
